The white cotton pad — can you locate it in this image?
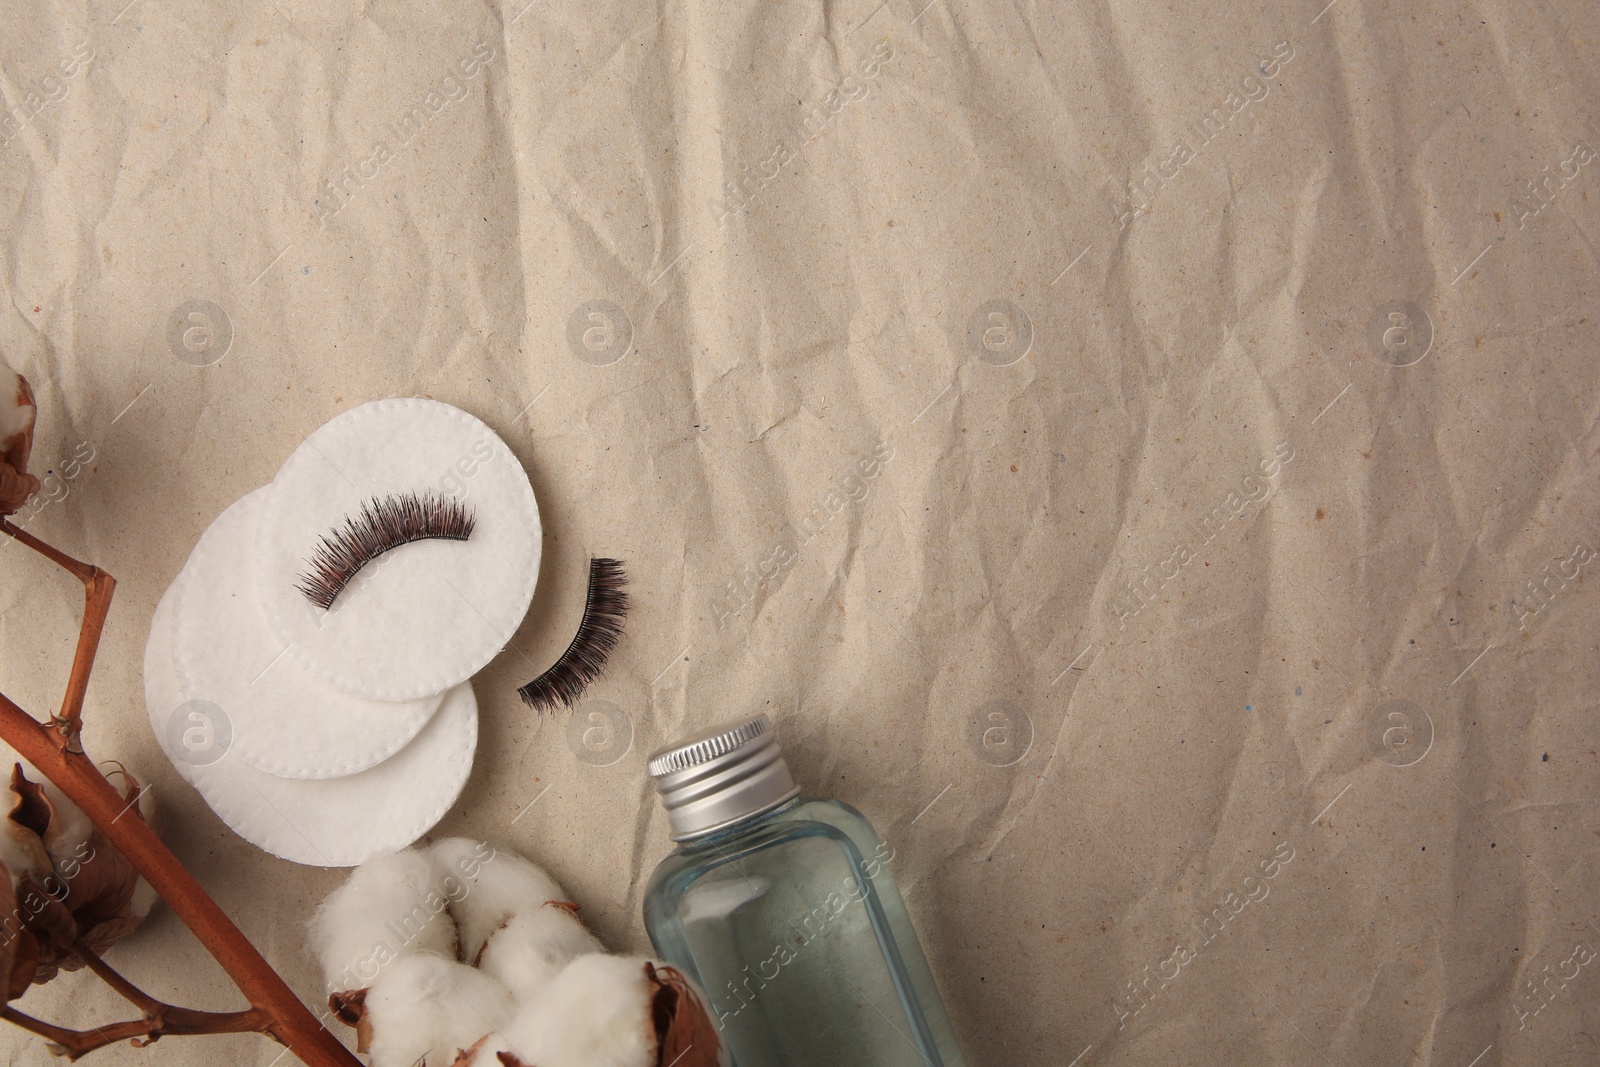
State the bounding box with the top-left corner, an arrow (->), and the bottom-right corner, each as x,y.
144,585 -> 478,867
169,487 -> 441,780
255,398 -> 541,703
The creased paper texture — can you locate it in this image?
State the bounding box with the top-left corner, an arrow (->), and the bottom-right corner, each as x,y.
1,0 -> 1597,1063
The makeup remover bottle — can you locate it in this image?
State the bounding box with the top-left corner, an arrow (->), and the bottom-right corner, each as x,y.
643,714 -> 966,1067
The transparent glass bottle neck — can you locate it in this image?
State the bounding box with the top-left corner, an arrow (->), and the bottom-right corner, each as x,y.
678,794 -> 802,850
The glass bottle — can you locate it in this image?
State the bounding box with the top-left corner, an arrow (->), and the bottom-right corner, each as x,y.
642,714 -> 966,1067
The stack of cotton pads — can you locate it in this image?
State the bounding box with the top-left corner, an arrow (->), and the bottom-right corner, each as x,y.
142,399 -> 541,867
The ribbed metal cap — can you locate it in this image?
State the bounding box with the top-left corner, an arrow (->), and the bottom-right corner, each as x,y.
648,714 -> 799,841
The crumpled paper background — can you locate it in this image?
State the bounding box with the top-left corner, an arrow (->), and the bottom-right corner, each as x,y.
1,0 -> 1598,1063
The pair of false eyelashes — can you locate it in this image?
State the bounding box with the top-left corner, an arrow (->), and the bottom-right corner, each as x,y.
295,491 -> 626,713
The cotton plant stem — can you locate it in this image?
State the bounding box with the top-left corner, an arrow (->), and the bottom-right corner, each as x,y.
0,701 -> 352,1062
70,939 -> 169,1014
72,937 -> 266,1030
2,1005 -> 163,1058
0,520 -> 112,751
56,941 -> 273,1057
0,523 -> 360,1066
2,1001 -> 267,1060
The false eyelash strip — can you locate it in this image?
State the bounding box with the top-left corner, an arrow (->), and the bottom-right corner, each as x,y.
296,491 -> 476,610
517,557 -> 629,713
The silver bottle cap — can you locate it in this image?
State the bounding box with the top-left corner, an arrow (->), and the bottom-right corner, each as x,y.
647,713 -> 800,841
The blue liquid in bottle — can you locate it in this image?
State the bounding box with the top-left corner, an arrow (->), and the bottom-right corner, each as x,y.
643,714 -> 966,1067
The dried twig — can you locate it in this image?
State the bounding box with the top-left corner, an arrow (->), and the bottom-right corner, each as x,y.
0,518 -> 360,1065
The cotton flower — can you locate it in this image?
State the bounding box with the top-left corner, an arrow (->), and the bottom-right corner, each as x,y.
0,772 -> 52,890
457,956 -> 721,1067
362,954 -> 516,1067
476,900 -> 602,1005
427,837 -> 561,964
32,773 -> 95,863
318,840 -> 723,1067
497,953 -> 660,1067
312,848 -> 460,992
0,763 -> 159,990
0,360 -> 39,516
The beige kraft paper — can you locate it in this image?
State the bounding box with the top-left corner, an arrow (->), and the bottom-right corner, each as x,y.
0,0 -> 1597,1064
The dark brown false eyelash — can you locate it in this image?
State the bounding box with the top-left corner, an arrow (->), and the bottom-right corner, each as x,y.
517,557 -> 629,713
296,492 -> 476,610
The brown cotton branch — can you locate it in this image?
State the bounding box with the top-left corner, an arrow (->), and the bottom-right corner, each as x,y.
2,1004 -> 153,1057
0,522 -> 360,1066
70,937 -> 258,1029
0,520 -> 114,751
2,1001 -> 267,1060
62,939 -> 271,1055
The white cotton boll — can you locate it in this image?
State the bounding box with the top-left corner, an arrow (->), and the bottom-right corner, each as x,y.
0,361 -> 34,445
499,953 -> 656,1067
477,903 -> 605,1006
312,849 -> 460,993
364,954 -> 516,1067
0,766 -> 49,888
34,775 -> 94,861
0,814 -> 49,891
428,838 -> 564,963
130,878 -> 159,920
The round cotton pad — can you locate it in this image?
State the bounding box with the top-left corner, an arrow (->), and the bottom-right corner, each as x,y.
170,487 -> 441,780
256,399 -> 540,702
145,586 -> 478,867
